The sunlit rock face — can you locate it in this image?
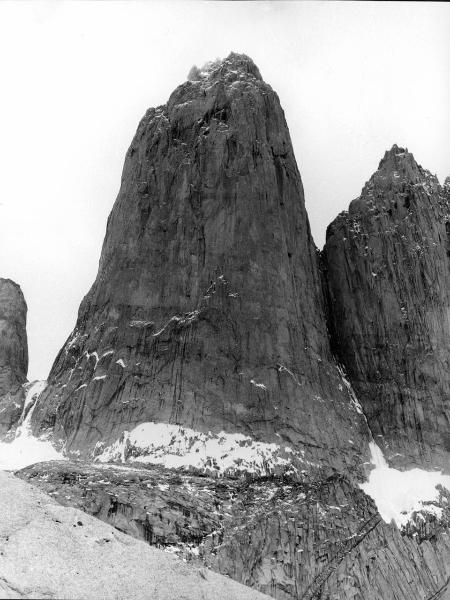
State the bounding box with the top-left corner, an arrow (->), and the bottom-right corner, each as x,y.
324,146 -> 450,470
0,278 -> 28,435
31,53 -> 370,475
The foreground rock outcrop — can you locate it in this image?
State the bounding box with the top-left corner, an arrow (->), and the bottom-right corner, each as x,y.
324,146 -> 450,471
0,279 -> 28,435
0,470 -> 271,600
31,53 -> 369,477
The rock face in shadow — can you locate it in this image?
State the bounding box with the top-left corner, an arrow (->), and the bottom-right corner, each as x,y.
324,146 -> 450,470
18,460 -> 450,600
31,53 -> 369,476
0,279 -> 28,435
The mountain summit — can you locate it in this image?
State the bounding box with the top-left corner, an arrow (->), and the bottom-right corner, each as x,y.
187,52 -> 263,82
31,52 -> 369,477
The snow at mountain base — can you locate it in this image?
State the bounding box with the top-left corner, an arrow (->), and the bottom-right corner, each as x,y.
0,381 -> 65,470
360,442 -> 450,527
3,382 -> 450,532
95,422 -> 298,476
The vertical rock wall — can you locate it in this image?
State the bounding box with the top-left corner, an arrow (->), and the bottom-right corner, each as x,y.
324,146 -> 450,469
31,53 -> 369,475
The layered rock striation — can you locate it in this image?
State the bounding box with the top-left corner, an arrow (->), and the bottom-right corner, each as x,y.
324,146 -> 450,470
0,279 -> 28,435
31,53 -> 369,476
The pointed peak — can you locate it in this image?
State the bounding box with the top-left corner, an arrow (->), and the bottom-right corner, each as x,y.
223,52 -> 262,78
387,143 -> 407,155
347,146 -> 441,215
187,52 -> 262,83
378,145 -> 416,171
372,144 -> 431,186
0,278 -> 23,292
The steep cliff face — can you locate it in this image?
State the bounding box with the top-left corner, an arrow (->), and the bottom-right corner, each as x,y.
0,278 -> 28,434
324,146 -> 450,470
32,53 -> 369,476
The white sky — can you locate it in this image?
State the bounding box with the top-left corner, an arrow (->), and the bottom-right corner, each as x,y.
1,1 -> 449,381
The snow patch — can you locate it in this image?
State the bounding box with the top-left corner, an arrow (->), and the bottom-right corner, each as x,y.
250,379 -> 267,391
130,320 -> 154,328
21,380 -> 47,417
153,312 -> 199,337
152,316 -> 182,337
336,366 -> 364,414
85,351 -> 99,369
116,359 -> 126,368
95,422 -> 297,476
277,364 -> 302,387
360,442 -> 450,527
